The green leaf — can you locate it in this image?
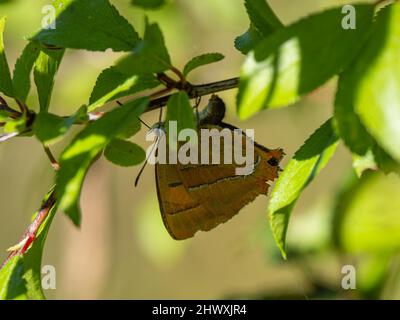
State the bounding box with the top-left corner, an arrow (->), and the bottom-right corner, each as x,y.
31,0 -> 139,52
334,74 -> 374,156
183,53 -> 224,77
244,0 -> 283,35
357,254 -> 391,299
116,20 -> 171,75
0,16 -> 14,97
56,97 -> 148,225
33,105 -> 89,146
33,112 -> 74,145
269,119 -> 339,258
131,0 -> 166,10
373,143 -> 399,175
34,48 -> 64,112
104,139 -> 145,167
0,188 -> 57,300
335,73 -> 379,176
21,191 -> 57,300
237,4 -> 375,119
352,150 -> 377,178
4,116 -> 27,134
334,4 -> 400,174
0,256 -> 27,300
335,74 -> 399,175
88,66 -> 159,112
334,172 -> 400,254
234,25 -> 264,55
353,143 -> 399,176
0,110 -> 9,121
165,91 -> 196,137
116,112 -> 142,140
12,42 -> 41,103
341,3 -> 400,163
235,0 -> 283,54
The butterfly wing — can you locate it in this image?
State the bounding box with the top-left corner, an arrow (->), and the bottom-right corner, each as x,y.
155,123 -> 283,239
156,162 -> 222,239
177,124 -> 283,224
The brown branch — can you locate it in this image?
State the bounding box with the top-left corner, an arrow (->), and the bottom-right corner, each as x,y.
0,77 -> 240,143
43,146 -> 60,171
0,96 -> 22,119
144,77 -> 239,113
15,99 -> 29,114
149,86 -> 173,99
157,72 -> 180,88
169,66 -> 187,85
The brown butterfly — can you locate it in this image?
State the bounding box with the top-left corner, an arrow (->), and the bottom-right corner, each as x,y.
154,95 -> 284,240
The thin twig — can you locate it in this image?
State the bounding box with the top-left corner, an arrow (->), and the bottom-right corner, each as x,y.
144,77 -> 239,113
0,96 -> 22,119
157,73 -> 180,88
43,146 -> 61,171
78,77 -> 238,122
0,132 -> 19,143
169,66 -> 187,85
15,99 -> 29,114
149,87 -> 173,99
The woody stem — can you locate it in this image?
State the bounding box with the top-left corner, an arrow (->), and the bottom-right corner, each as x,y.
43,146 -> 60,171
145,77 -> 239,113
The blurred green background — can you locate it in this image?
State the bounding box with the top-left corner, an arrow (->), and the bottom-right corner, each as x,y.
1,0 -> 400,299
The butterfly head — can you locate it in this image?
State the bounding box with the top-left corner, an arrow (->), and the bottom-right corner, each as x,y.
266,148 -> 285,171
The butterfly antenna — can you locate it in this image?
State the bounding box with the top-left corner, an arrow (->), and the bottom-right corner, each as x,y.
135,107 -> 165,187
138,117 -> 150,129
117,100 -> 150,129
134,133 -> 161,187
134,159 -> 148,187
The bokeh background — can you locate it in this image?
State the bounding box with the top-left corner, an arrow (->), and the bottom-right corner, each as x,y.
1,0 -> 400,299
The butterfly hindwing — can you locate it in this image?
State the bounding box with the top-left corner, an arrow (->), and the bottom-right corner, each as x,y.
155,123 -> 283,240
156,162 -> 221,239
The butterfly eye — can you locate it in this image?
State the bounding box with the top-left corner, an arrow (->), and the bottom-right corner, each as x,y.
267,157 -> 279,167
